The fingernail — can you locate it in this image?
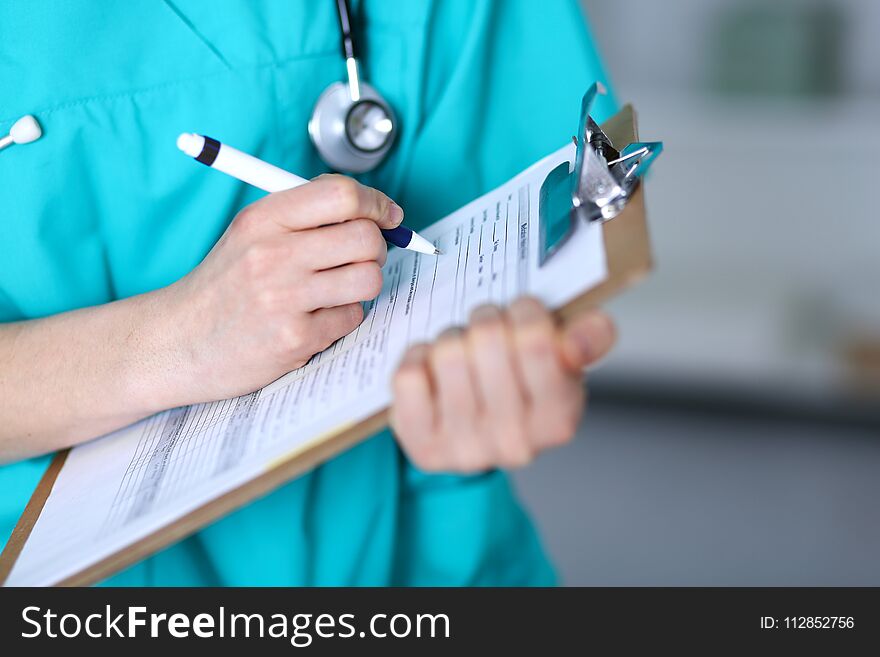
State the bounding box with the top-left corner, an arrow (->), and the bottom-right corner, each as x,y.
401,344 -> 426,365
470,304 -> 500,323
568,313 -> 612,363
437,326 -> 464,341
568,328 -> 595,363
509,296 -> 546,324
389,202 -> 404,226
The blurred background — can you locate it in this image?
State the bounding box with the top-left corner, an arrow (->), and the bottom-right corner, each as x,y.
514,0 -> 880,585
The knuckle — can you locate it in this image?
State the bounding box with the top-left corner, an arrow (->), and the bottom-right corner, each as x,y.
320,320 -> 346,346
277,323 -> 308,360
356,262 -> 383,299
255,287 -> 278,312
347,302 -> 365,327
350,218 -> 383,255
520,295 -> 546,312
240,242 -> 271,279
326,176 -> 360,215
518,326 -> 556,360
349,217 -> 370,241
366,221 -> 386,256
329,306 -> 362,345
371,190 -> 390,219
510,296 -> 545,318
233,206 -> 265,234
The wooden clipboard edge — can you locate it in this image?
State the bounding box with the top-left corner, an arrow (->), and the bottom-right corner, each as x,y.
58,409 -> 391,587
0,103 -> 653,587
0,450 -> 69,584
558,185 -> 651,322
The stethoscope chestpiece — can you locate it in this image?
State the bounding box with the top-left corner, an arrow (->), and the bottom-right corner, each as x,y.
308,79 -> 397,174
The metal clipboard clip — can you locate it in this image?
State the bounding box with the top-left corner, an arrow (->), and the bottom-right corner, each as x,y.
539,82 -> 663,265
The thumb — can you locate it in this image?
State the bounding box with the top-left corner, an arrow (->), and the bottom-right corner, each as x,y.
559,310 -> 617,371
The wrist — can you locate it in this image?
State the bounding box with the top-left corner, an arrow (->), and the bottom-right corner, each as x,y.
120,283 -> 199,415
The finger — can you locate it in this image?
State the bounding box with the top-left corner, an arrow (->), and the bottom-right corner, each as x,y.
429,327 -> 488,471
305,303 -> 365,352
291,219 -> 388,271
559,310 -> 617,370
253,174 -> 404,232
390,344 -> 439,466
466,305 -> 532,467
303,261 -> 384,310
508,297 -> 583,447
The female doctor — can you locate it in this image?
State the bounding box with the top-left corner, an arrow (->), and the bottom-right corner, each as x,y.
0,0 -> 617,585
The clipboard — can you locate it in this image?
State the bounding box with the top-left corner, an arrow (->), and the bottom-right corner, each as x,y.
0,90 -> 660,586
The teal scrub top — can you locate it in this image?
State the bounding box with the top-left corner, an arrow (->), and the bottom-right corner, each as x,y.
0,0 -> 616,586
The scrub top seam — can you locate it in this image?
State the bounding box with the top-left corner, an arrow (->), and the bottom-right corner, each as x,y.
0,49 -> 339,125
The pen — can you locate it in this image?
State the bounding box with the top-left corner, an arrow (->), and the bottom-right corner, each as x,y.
176,133 -> 439,256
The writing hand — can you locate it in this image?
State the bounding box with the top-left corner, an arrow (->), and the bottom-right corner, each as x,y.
164,174 -> 402,402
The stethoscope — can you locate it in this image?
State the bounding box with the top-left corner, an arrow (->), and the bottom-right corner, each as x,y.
309,0 -> 397,173
3,0 -> 396,174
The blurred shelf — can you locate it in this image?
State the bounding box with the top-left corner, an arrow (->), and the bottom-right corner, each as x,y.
589,373 -> 880,431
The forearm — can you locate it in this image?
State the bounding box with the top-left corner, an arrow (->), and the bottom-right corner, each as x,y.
0,286 -> 192,462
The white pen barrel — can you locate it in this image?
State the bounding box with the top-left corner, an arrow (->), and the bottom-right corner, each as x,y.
177,132 -> 438,256
212,142 -> 307,193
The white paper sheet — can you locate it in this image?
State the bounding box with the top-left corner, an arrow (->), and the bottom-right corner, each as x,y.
6,144 -> 606,586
